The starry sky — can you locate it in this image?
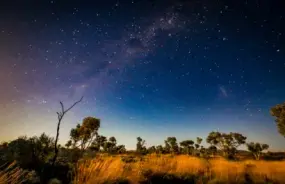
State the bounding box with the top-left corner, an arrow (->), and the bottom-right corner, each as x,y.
1,0 -> 285,150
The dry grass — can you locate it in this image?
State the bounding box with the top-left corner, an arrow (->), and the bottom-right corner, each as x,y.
0,162 -> 27,184
74,154 -> 285,184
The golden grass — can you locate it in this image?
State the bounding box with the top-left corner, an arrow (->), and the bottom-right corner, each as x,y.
74,154 -> 285,184
0,162 -> 27,184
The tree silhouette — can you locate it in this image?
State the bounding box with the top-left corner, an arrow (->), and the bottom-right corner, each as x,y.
199,146 -> 208,157
270,102 -> 285,138
195,137 -> 203,156
179,140 -> 194,155
103,142 -> 114,153
2,134 -> 54,171
156,145 -> 164,154
52,96 -> 83,167
136,137 -> 146,154
90,135 -> 107,151
164,140 -> 171,153
165,137 -> 179,154
109,136 -> 117,145
208,145 -> 218,157
104,136 -> 117,153
116,145 -> 126,154
206,131 -> 247,158
97,135 -> 107,150
196,137 -> 203,145
246,142 -> 269,160
147,146 -> 156,154
68,116 -> 100,151
65,140 -> 72,149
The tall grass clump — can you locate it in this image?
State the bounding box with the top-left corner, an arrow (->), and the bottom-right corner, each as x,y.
0,162 -> 27,184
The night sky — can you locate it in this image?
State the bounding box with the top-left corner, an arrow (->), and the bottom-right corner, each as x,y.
1,0 -> 285,150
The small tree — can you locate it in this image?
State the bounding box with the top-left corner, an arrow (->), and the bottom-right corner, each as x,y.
136,137 -> 146,154
89,135 -> 107,152
106,136 -> 117,153
164,140 -> 171,153
156,145 -> 164,154
196,137 -> 203,145
97,135 -> 107,150
68,117 -> 100,151
270,102 -> 285,138
206,131 -> 247,159
195,137 -> 203,156
116,145 -> 126,154
179,140 -> 194,155
199,146 -> 208,157
147,146 -> 156,154
165,137 -> 179,154
208,145 -> 217,157
246,142 -> 269,160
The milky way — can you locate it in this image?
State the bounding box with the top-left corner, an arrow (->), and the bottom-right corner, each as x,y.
0,0 -> 285,150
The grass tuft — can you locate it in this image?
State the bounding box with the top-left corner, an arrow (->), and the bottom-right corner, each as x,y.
0,162 -> 28,184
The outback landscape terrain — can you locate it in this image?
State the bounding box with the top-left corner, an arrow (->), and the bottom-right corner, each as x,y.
1,1 -> 285,184
0,101 -> 285,184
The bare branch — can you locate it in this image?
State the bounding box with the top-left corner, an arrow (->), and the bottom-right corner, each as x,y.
64,96 -> 84,113
51,96 -> 83,168
60,101 -> 64,113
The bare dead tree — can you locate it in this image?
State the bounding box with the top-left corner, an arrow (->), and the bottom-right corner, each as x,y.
51,96 -> 83,167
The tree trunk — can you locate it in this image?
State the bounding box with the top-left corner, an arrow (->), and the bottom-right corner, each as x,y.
51,97 -> 83,168
254,153 -> 260,160
51,118 -> 62,167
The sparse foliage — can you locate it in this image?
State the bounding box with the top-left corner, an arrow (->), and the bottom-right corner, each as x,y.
196,137 -> 203,145
206,131 -> 247,159
270,102 -> 285,138
208,145 -> 218,157
147,146 -> 156,154
136,137 -> 146,154
68,117 -> 100,151
90,135 -> 107,151
104,136 -> 117,153
165,137 -> 179,154
116,145 -> 126,154
246,142 -> 269,160
155,145 -> 164,154
179,140 -> 194,155
195,137 -> 203,156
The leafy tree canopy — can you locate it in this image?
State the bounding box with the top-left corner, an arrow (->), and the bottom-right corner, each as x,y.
246,142 -> 269,160
270,102 -> 285,138
206,131 -> 247,158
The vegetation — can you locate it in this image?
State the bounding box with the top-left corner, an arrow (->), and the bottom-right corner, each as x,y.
75,154 -> 285,184
206,132 -> 247,159
0,101 -> 284,183
52,96 -> 83,167
271,102 -> 285,138
246,142 -> 269,160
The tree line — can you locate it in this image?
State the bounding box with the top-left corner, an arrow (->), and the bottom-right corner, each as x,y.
0,99 -> 284,183
60,116 -> 269,160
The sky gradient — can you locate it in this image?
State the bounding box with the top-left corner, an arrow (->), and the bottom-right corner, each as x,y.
0,0 -> 285,150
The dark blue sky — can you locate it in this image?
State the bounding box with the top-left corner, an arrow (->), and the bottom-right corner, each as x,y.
0,0 -> 285,150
